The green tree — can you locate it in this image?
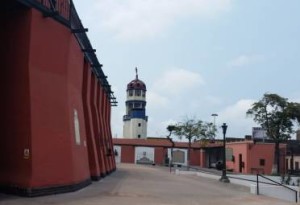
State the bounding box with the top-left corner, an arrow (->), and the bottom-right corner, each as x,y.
168,117 -> 216,170
246,93 -> 300,174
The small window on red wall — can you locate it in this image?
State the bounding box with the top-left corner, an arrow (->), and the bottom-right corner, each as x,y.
260,159 -> 265,166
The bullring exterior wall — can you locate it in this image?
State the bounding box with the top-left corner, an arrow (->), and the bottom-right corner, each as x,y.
0,1 -> 115,196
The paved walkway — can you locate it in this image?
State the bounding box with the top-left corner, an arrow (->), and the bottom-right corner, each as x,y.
0,164 -> 295,205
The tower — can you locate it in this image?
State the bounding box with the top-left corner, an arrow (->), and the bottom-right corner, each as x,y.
123,68 -> 148,139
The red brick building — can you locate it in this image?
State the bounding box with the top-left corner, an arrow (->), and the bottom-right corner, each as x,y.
0,0 -> 116,196
113,138 -> 287,175
113,138 -> 220,167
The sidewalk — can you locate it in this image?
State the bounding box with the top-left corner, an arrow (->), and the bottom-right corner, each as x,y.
0,164 -> 295,205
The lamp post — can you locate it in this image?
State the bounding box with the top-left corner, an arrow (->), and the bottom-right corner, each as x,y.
211,114 -> 218,140
167,125 -> 176,173
219,123 -> 230,183
211,114 -> 218,126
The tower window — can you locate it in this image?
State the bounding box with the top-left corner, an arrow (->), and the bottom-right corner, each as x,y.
136,90 -> 141,96
138,123 -> 141,127
129,90 -> 133,96
134,102 -> 141,108
138,135 -> 141,138
142,91 -> 145,97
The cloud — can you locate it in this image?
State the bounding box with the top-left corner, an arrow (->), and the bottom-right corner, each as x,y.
91,0 -> 232,40
147,91 -> 169,109
152,68 -> 205,95
217,99 -> 258,138
111,109 -> 126,138
227,55 -> 264,68
204,95 -> 222,105
147,118 -> 179,137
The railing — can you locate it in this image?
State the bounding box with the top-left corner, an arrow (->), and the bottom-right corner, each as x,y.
123,115 -> 131,121
256,174 -> 298,203
16,0 -> 117,106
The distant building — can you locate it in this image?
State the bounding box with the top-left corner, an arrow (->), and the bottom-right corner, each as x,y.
113,138 -> 287,175
286,140 -> 300,173
123,68 -> 148,139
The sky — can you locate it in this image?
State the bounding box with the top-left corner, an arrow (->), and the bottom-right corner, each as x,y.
73,0 -> 300,139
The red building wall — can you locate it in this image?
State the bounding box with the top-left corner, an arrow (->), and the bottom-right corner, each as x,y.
0,7 -> 32,188
226,143 -> 248,174
226,142 -> 278,175
83,63 -> 101,179
101,87 -> 114,172
91,76 -> 106,176
28,9 -> 90,187
199,150 -> 206,168
190,149 -> 201,166
155,147 -> 167,165
121,146 -> 135,163
248,143 -> 274,174
0,4 -> 115,196
97,85 -> 109,174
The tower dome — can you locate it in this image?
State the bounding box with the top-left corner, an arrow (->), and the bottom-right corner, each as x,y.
127,69 -> 146,91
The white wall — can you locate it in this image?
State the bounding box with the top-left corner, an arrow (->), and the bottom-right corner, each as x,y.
168,148 -> 188,166
114,146 -> 121,163
123,119 -> 147,139
135,147 -> 155,164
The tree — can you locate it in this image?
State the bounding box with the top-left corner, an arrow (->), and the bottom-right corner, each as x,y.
246,93 -> 300,175
167,117 -> 216,170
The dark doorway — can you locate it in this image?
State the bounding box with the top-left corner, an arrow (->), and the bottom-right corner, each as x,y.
239,154 -> 243,173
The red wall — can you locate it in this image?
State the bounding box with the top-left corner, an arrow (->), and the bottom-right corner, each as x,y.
226,143 -> 248,174
227,142 -> 276,175
0,5 -> 115,193
28,9 -> 90,186
0,8 -> 32,188
248,143 -> 274,174
97,85 -> 109,174
121,146 -> 135,163
91,75 -> 106,176
83,62 -> 101,178
190,149 -> 200,166
155,147 -> 167,165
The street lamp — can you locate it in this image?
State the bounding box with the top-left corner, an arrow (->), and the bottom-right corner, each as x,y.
167,125 -> 176,173
219,123 -> 230,183
211,114 -> 218,126
211,114 -> 218,139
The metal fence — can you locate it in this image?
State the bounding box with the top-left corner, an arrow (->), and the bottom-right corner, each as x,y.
256,174 -> 298,203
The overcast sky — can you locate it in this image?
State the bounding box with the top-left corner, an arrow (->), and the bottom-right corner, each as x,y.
73,0 -> 300,139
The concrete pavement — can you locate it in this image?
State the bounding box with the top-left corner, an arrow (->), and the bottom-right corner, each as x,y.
0,164 -> 295,205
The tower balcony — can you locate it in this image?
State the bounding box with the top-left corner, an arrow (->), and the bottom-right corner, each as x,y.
123,115 -> 131,121
123,115 -> 148,122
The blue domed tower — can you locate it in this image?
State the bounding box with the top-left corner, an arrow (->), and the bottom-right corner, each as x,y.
123,68 -> 148,139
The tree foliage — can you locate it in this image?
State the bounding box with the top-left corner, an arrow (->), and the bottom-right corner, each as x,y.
246,93 -> 300,174
167,117 -> 217,169
168,118 -> 216,143
246,93 -> 300,142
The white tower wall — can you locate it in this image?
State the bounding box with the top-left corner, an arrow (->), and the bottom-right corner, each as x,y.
123,119 -> 147,139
